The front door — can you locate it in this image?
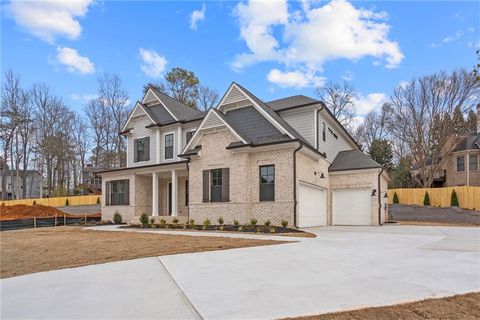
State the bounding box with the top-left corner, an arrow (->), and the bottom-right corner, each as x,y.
168,183 -> 172,215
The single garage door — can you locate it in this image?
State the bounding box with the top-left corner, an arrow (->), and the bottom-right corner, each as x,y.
298,183 -> 327,227
332,188 -> 372,225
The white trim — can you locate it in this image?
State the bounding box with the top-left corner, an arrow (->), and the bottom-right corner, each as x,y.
163,131 -> 176,161
122,102 -> 156,132
314,109 -> 318,149
156,129 -> 161,164
181,108 -> 247,154
143,88 -> 178,121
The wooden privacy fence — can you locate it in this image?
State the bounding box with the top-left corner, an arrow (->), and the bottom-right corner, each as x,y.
1,195 -> 101,207
388,186 -> 480,211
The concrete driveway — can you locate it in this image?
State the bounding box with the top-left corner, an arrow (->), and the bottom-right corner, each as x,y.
1,225 -> 479,319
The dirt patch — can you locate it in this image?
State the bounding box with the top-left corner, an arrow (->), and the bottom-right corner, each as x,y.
0,204 -> 100,221
0,227 -> 285,278
287,292 -> 480,320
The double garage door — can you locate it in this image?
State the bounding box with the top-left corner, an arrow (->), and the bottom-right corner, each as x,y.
298,185 -> 373,227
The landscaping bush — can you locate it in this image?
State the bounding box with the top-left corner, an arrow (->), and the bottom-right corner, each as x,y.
139,213 -> 149,227
32,200 -> 36,205
264,220 -> 271,228
269,227 -> 276,233
159,219 -> 166,228
113,211 -> 123,224
218,216 -> 224,225
393,192 -> 399,204
96,197 -> 101,204
65,199 -> 69,206
150,218 -> 155,225
233,219 -> 240,226
451,189 -> 459,207
281,220 -> 288,228
423,192 -> 430,206
203,219 -> 211,230
250,218 -> 257,226
189,219 -> 195,228
172,218 -> 179,225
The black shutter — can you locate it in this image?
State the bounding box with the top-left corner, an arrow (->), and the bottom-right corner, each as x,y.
222,168 -> 229,202
105,181 -> 110,206
145,137 -> 150,161
202,170 -> 209,202
125,180 -> 130,205
134,139 -> 138,162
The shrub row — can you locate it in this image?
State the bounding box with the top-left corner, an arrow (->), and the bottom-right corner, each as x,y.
392,190 -> 460,207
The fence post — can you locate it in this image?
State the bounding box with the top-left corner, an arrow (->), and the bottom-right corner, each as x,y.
84,212 -> 87,224
64,214 -> 66,226
55,215 -> 57,227
34,217 -> 36,228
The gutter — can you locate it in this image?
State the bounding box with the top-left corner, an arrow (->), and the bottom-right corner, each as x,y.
378,167 -> 384,226
293,143 -> 303,228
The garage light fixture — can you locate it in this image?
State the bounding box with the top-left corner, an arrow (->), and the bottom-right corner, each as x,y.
371,189 -> 377,197
314,171 -> 325,179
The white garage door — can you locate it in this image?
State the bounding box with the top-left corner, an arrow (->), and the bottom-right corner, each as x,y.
298,183 -> 327,227
332,188 -> 372,225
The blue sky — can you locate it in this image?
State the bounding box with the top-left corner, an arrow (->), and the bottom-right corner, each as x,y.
1,0 -> 479,122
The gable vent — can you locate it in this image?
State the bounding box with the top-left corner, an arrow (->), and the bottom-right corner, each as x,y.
222,85 -> 248,105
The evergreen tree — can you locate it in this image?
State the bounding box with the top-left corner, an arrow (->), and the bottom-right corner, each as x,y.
466,108 -> 477,132
451,105 -> 466,134
451,189 -> 459,207
368,139 -> 393,171
423,192 -> 430,206
393,192 -> 399,204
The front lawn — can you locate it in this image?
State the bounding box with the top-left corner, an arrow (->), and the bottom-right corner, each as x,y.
0,226 -> 285,278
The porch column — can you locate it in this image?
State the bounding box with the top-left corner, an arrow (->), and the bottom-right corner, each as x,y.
171,169 -> 178,216
152,172 -> 159,217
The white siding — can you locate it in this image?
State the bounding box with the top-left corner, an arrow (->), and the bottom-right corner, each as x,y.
127,116 -> 157,167
317,111 -> 354,162
221,85 -> 248,105
203,111 -> 224,129
279,109 -> 315,147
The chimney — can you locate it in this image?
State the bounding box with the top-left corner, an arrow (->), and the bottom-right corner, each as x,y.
477,104 -> 480,134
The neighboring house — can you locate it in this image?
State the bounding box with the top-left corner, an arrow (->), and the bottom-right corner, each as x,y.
432,105 -> 480,187
99,83 -> 389,227
79,165 -> 102,195
0,169 -> 42,200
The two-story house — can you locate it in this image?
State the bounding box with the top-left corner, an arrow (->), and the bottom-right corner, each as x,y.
99,83 -> 389,227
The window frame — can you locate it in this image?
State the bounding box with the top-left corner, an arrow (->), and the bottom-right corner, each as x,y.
322,122 -> 326,142
108,179 -> 129,206
469,154 -> 478,171
134,136 -> 150,162
259,165 -> 275,202
456,156 -> 465,172
185,130 -> 196,145
164,132 -> 175,160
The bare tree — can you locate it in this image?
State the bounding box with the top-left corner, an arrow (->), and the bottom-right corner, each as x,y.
315,81 -> 357,129
388,69 -> 480,187
355,103 -> 391,151
197,85 -> 219,110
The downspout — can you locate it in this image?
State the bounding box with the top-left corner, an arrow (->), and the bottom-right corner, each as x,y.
185,159 -> 190,221
293,143 -> 303,228
378,167 -> 384,226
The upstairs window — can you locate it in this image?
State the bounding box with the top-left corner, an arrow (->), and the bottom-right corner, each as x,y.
259,165 -> 275,201
456,156 -> 465,172
134,137 -> 150,162
469,155 -> 478,171
322,122 -> 326,142
165,133 -> 174,159
186,130 -> 195,144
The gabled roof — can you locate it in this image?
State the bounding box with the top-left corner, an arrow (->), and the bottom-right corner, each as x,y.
150,87 -> 203,121
453,132 -> 480,152
267,95 -> 319,111
329,150 -> 381,172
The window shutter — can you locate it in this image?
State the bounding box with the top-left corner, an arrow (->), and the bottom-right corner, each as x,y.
222,168 -> 230,202
202,170 -> 209,202
125,180 -> 130,205
134,139 -> 138,162
145,137 -> 150,161
105,181 -> 110,206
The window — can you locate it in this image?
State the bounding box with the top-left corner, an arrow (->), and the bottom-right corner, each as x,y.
211,169 -> 223,202
469,155 -> 478,171
322,122 -> 326,142
328,127 -> 338,139
134,137 -> 150,162
186,130 -> 195,144
456,156 -> 465,172
164,133 -> 174,159
185,180 -> 189,206
108,179 -> 129,206
259,165 -> 275,201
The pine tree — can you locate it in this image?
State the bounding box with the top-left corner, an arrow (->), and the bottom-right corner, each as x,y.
393,192 -> 399,204
451,106 -> 466,134
451,189 -> 459,207
423,192 -> 430,206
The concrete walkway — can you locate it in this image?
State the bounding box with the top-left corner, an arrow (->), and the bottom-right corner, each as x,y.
1,225 -> 479,319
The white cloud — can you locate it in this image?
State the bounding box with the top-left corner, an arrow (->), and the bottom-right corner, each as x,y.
443,30 -> 463,43
267,69 -> 326,88
7,0 -> 94,43
342,70 -> 354,81
353,92 -> 388,116
71,93 -> 98,102
190,4 -> 206,30
139,48 -> 167,78
233,0 -> 403,87
56,47 -> 95,75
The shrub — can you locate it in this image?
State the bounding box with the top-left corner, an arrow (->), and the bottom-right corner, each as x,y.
139,213 -> 149,227
113,211 -> 123,224
233,219 -> 240,226
172,218 -> 179,225
218,216 -> 224,225
237,225 -> 243,231
96,197 -> 101,204
264,220 -> 271,228
203,219 -> 211,230
423,192 -> 430,206
189,219 -> 195,228
281,220 -> 288,228
250,218 -> 257,226
393,192 -> 399,204
269,227 -> 276,233
32,200 -> 36,205
150,218 -> 155,225
159,219 -> 166,228
451,189 -> 459,207
65,199 -> 69,206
